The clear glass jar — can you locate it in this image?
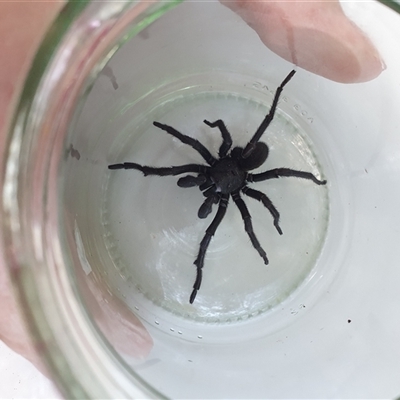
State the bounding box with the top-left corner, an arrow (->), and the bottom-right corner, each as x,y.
3,0 -> 400,398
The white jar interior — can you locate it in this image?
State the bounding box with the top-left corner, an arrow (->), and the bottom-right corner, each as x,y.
9,1 -> 400,398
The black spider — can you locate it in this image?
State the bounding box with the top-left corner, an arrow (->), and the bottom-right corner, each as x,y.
108,69 -> 327,304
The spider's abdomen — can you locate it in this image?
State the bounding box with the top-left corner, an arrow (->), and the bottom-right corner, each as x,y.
210,158 -> 246,194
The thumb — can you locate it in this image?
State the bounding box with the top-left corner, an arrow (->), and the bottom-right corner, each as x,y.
223,0 -> 384,83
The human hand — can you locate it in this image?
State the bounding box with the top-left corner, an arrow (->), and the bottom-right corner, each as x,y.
0,0 -> 384,376
224,0 -> 384,83
0,1 -> 65,373
0,0 -> 152,375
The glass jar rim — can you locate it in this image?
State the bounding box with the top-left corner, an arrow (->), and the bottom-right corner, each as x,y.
2,1 -> 181,398
2,0 -> 400,398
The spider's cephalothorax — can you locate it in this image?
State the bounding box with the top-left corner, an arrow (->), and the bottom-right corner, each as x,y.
108,70 -> 327,304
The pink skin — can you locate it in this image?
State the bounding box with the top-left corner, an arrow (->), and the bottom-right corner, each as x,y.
0,0 -> 384,374
222,0 -> 384,83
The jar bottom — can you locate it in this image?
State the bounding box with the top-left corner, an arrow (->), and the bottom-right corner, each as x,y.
102,72 -> 329,325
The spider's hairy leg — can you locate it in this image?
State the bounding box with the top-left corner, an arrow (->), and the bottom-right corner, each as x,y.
248,168 -> 327,185
242,69 -> 296,159
108,162 -> 210,177
242,186 -> 283,235
178,174 -> 207,188
203,119 -> 233,158
190,194 -> 229,304
153,121 -> 217,166
232,191 -> 269,265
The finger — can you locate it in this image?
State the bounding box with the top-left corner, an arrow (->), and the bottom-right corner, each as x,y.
0,0 -> 65,373
0,1 -> 65,136
0,266 -> 48,375
1,0 -> 154,368
223,0 -> 385,83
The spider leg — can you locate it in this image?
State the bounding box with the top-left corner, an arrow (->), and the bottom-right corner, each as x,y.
203,119 -> 233,158
248,168 -> 327,185
231,191 -> 269,265
242,70 -> 296,158
108,162 -> 209,177
241,186 -> 283,235
190,194 -> 229,304
198,193 -> 220,219
153,121 -> 217,166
